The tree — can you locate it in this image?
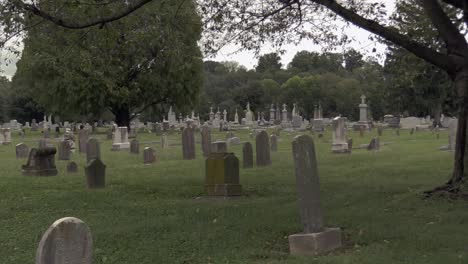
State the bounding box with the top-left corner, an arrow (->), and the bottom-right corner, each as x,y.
0,76 -> 10,122
255,53 -> 282,73
2,1 -> 468,194
344,49 -> 365,72
11,0 -> 203,127
288,51 -> 344,75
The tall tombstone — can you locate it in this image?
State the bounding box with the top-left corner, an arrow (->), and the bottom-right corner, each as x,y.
130,139 -> 139,154
111,126 -> 130,151
255,131 -> 271,166
201,124 -> 212,157
35,217 -> 92,264
161,134 -> 169,149
78,129 -> 89,154
85,159 -> 106,189
143,147 -> 156,165
289,135 -> 341,255
86,138 -> 101,163
331,116 -> 349,153
242,142 -> 253,169
58,140 -> 71,161
16,143 -> 29,159
182,127 -> 196,160
270,134 -> 278,152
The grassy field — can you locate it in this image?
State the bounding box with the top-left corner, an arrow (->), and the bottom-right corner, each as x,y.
0,127 -> 466,264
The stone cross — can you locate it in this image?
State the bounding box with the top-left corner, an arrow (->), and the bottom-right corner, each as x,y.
242,142 -> 253,169
85,159 -> 106,189
360,95 -> 366,104
86,138 -> 101,163
255,131 -> 271,166
35,217 -> 92,264
182,127 -> 196,160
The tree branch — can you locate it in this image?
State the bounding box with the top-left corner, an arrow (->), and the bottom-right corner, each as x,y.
19,0 -> 155,29
310,0 -> 458,74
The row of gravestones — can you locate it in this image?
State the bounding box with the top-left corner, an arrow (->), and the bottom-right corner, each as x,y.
33,134 -> 340,264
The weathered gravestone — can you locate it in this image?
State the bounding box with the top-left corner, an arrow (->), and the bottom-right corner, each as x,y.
205,152 -> 242,196
242,142 -> 253,169
130,139 -> 139,154
367,137 -> 380,151
22,148 -> 58,176
86,138 -> 101,163
256,131 -> 271,167
35,217 -> 92,264
182,127 -> 196,160
161,134 -> 169,149
331,116 -> 349,153
16,143 -> 29,159
347,138 -> 353,154
67,161 -> 78,173
289,135 -> 341,255
58,140 -> 71,160
201,124 -> 212,157
1,128 -> 11,145
85,159 -> 106,189
111,126 -> 130,151
78,129 -> 89,153
143,147 -> 156,165
270,134 -> 278,152
211,141 -> 227,154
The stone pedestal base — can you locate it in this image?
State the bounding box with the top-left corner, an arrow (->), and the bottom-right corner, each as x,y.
331,143 -> 348,153
22,168 -> 58,177
205,184 -> 242,196
289,228 -> 342,256
111,143 -> 130,151
353,121 -> 371,130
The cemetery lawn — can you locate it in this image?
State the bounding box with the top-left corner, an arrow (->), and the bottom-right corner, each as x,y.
1,129 -> 467,264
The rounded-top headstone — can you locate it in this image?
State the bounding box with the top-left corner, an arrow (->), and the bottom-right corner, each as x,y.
35,217 -> 92,264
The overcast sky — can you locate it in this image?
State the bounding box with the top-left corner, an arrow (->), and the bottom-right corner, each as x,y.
0,0 -> 395,80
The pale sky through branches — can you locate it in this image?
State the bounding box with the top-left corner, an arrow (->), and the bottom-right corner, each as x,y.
0,0 -> 396,79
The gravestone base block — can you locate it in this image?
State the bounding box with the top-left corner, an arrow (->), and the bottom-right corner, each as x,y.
205,184 -> 242,197
353,122 -> 371,131
331,143 -> 348,154
22,168 -> 58,177
111,143 -> 130,151
289,228 -> 342,256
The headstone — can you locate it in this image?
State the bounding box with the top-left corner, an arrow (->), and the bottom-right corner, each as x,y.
143,147 -> 156,165
86,138 -> 101,163
353,95 -> 371,130
270,134 -> 278,152
225,131 -> 235,140
85,159 -> 106,189
67,161 -> 78,173
38,139 -> 48,149
289,135 -> 341,255
1,128 -> 11,144
58,140 -> 71,160
255,131 -> 271,166
161,134 -> 169,149
22,148 -> 58,176
35,217 -> 92,264
201,125 -> 211,157
182,127 -> 196,160
78,129 -> 89,153
16,143 -> 29,159
205,152 -> 242,196
211,141 -> 227,153
367,137 -> 380,151
111,126 -> 130,151
347,138 -> 353,154
227,137 -> 241,146
130,139 -> 139,154
43,129 -> 51,139
331,116 -> 349,153
242,142 -> 253,169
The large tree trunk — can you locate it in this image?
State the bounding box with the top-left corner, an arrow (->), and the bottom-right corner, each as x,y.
114,106 -> 131,129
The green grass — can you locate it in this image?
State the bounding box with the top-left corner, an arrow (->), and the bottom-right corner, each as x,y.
0,127 -> 465,264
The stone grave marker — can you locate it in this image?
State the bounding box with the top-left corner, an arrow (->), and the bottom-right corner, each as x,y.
201,124 -> 212,157
58,140 -> 71,160
256,131 -> 271,167
78,129 -> 89,153
182,127 -> 196,160
67,161 -> 78,173
22,148 -> 58,176
143,147 -> 156,165
35,217 -> 92,264
270,134 -> 278,152
205,152 -> 242,196
130,139 -> 139,154
161,134 -> 169,149
16,143 -> 29,159
289,135 -> 341,255
86,138 -> 101,163
85,159 -> 106,189
242,142 -> 253,169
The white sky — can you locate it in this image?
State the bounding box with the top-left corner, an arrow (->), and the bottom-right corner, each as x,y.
0,0 -> 395,79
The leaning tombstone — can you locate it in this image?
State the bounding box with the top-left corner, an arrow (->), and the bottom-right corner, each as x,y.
205,151 -> 242,196
22,148 -> 58,176
289,135 -> 341,255
182,127 -> 196,160
85,159 -> 106,189
201,125 -> 212,157
255,131 -> 271,167
143,147 -> 156,165
86,138 -> 101,163
58,140 -> 71,161
67,161 -> 78,173
130,139 -> 139,154
16,143 -> 29,159
242,142 -> 253,169
35,217 -> 92,264
270,134 -> 278,152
